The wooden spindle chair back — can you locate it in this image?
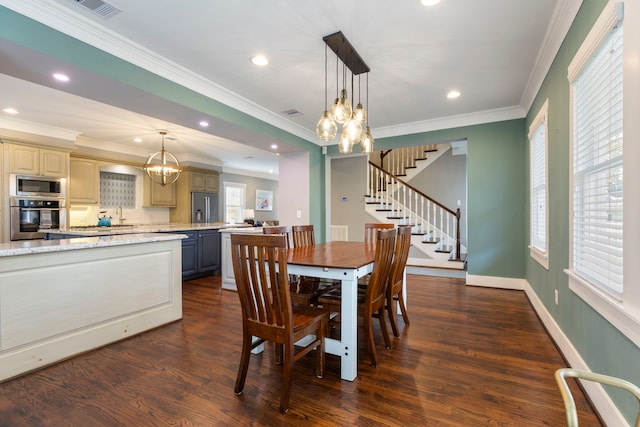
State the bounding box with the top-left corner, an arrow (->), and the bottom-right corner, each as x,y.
230,233 -> 328,413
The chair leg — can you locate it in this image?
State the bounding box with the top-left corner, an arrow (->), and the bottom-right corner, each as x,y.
316,320 -> 326,379
280,342 -> 294,414
365,315 -> 378,367
275,343 -> 284,365
387,297 -> 400,338
378,307 -> 392,349
397,291 -> 410,325
234,333 -> 252,395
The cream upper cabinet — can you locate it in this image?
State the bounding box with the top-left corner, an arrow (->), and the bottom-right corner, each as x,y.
69,158 -> 100,204
190,172 -> 205,192
204,173 -> 219,193
143,175 -> 176,207
189,171 -> 218,193
8,144 -> 68,177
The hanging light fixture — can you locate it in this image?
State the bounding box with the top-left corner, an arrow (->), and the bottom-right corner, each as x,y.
316,44 -> 337,141
360,72 -> 375,153
353,74 -> 367,123
319,31 -> 372,153
143,130 -> 182,186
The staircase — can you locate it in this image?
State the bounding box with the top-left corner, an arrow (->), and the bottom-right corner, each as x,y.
365,145 -> 466,275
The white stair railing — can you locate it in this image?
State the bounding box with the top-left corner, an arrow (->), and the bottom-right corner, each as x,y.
367,161 -> 461,260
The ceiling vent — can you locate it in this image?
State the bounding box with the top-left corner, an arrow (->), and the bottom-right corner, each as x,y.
73,0 -> 121,19
282,109 -> 302,117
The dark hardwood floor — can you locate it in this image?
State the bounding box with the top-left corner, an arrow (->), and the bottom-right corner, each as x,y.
0,275 -> 602,426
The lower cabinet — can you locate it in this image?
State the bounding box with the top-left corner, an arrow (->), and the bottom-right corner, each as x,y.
179,229 -> 220,280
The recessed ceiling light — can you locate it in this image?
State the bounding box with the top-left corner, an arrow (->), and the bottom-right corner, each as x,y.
133,137 -> 143,143
199,120 -> 209,127
421,0 -> 441,6
447,90 -> 461,99
269,169 -> 273,174
251,55 -> 269,66
270,144 -> 278,150
53,73 -> 70,82
3,107 -> 19,114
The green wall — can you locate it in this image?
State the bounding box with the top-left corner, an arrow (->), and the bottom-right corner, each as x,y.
525,0 -> 640,422
367,120 -> 527,278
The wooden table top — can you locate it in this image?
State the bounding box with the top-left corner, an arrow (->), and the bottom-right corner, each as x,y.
286,241 -> 376,269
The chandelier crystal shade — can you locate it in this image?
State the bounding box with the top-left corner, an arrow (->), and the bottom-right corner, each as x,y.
317,31 -> 374,154
143,131 -> 182,186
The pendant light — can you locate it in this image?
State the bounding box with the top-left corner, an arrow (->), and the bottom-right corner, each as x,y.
143,130 -> 182,186
338,128 -> 353,154
332,64 -> 352,124
353,74 -> 367,123
316,44 -> 337,141
360,73 -> 375,153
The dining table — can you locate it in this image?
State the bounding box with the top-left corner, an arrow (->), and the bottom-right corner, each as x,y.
285,241 -> 376,381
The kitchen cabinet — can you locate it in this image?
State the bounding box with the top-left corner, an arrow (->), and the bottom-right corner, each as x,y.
8,144 -> 68,177
190,171 -> 219,193
164,229 -> 219,279
143,175 -> 176,207
69,158 -> 100,204
180,231 -> 198,278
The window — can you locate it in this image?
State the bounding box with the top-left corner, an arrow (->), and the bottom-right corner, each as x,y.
529,100 -> 549,269
223,181 -> 246,223
565,1 -> 640,347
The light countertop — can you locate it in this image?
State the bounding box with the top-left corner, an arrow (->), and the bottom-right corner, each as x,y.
43,223 -> 252,236
0,233 -> 187,257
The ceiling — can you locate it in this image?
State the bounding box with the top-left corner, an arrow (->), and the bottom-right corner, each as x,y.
0,0 -> 573,178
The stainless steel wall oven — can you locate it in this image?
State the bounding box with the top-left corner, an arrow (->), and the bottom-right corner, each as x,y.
9,198 -> 66,241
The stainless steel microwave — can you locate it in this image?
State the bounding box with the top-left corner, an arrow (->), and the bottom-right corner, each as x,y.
10,174 -> 66,198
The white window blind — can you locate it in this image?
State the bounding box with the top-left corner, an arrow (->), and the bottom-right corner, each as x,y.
224,182 -> 246,223
530,121 -> 546,252
572,23 -> 623,298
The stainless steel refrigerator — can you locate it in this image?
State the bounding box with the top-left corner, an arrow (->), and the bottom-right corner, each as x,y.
192,192 -> 219,223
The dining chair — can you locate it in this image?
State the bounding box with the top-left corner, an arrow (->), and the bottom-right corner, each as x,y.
263,225 -> 322,306
364,223 -> 395,244
290,224 -> 340,303
555,368 -> 640,427
292,224 -> 316,248
230,233 -> 329,414
360,223 -> 395,288
386,225 -> 412,337
318,228 -> 396,367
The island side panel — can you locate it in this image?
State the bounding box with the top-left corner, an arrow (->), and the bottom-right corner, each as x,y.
0,239 -> 182,381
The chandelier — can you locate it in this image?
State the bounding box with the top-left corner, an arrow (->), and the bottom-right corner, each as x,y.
143,130 -> 182,186
316,31 -> 374,154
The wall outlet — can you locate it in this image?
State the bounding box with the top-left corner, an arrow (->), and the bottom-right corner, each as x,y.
554,289 -> 559,306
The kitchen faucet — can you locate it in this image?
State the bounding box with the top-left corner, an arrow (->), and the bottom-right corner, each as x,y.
114,206 -> 125,225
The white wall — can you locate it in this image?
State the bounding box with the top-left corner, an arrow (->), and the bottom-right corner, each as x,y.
278,152 -> 309,226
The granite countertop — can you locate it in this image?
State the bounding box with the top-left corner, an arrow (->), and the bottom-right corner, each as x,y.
43,223 -> 252,236
0,233 -> 188,257
218,227 -> 264,234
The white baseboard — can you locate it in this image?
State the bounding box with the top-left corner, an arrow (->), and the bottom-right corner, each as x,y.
523,280 -> 629,427
466,274 -> 525,290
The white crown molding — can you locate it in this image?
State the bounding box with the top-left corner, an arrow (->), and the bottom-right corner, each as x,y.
520,0 -> 584,114
222,166 -> 279,181
373,106 -> 526,139
0,0 -> 318,145
0,116 -> 80,142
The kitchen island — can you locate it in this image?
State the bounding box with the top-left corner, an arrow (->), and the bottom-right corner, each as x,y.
44,223 -> 252,279
0,233 -> 185,381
